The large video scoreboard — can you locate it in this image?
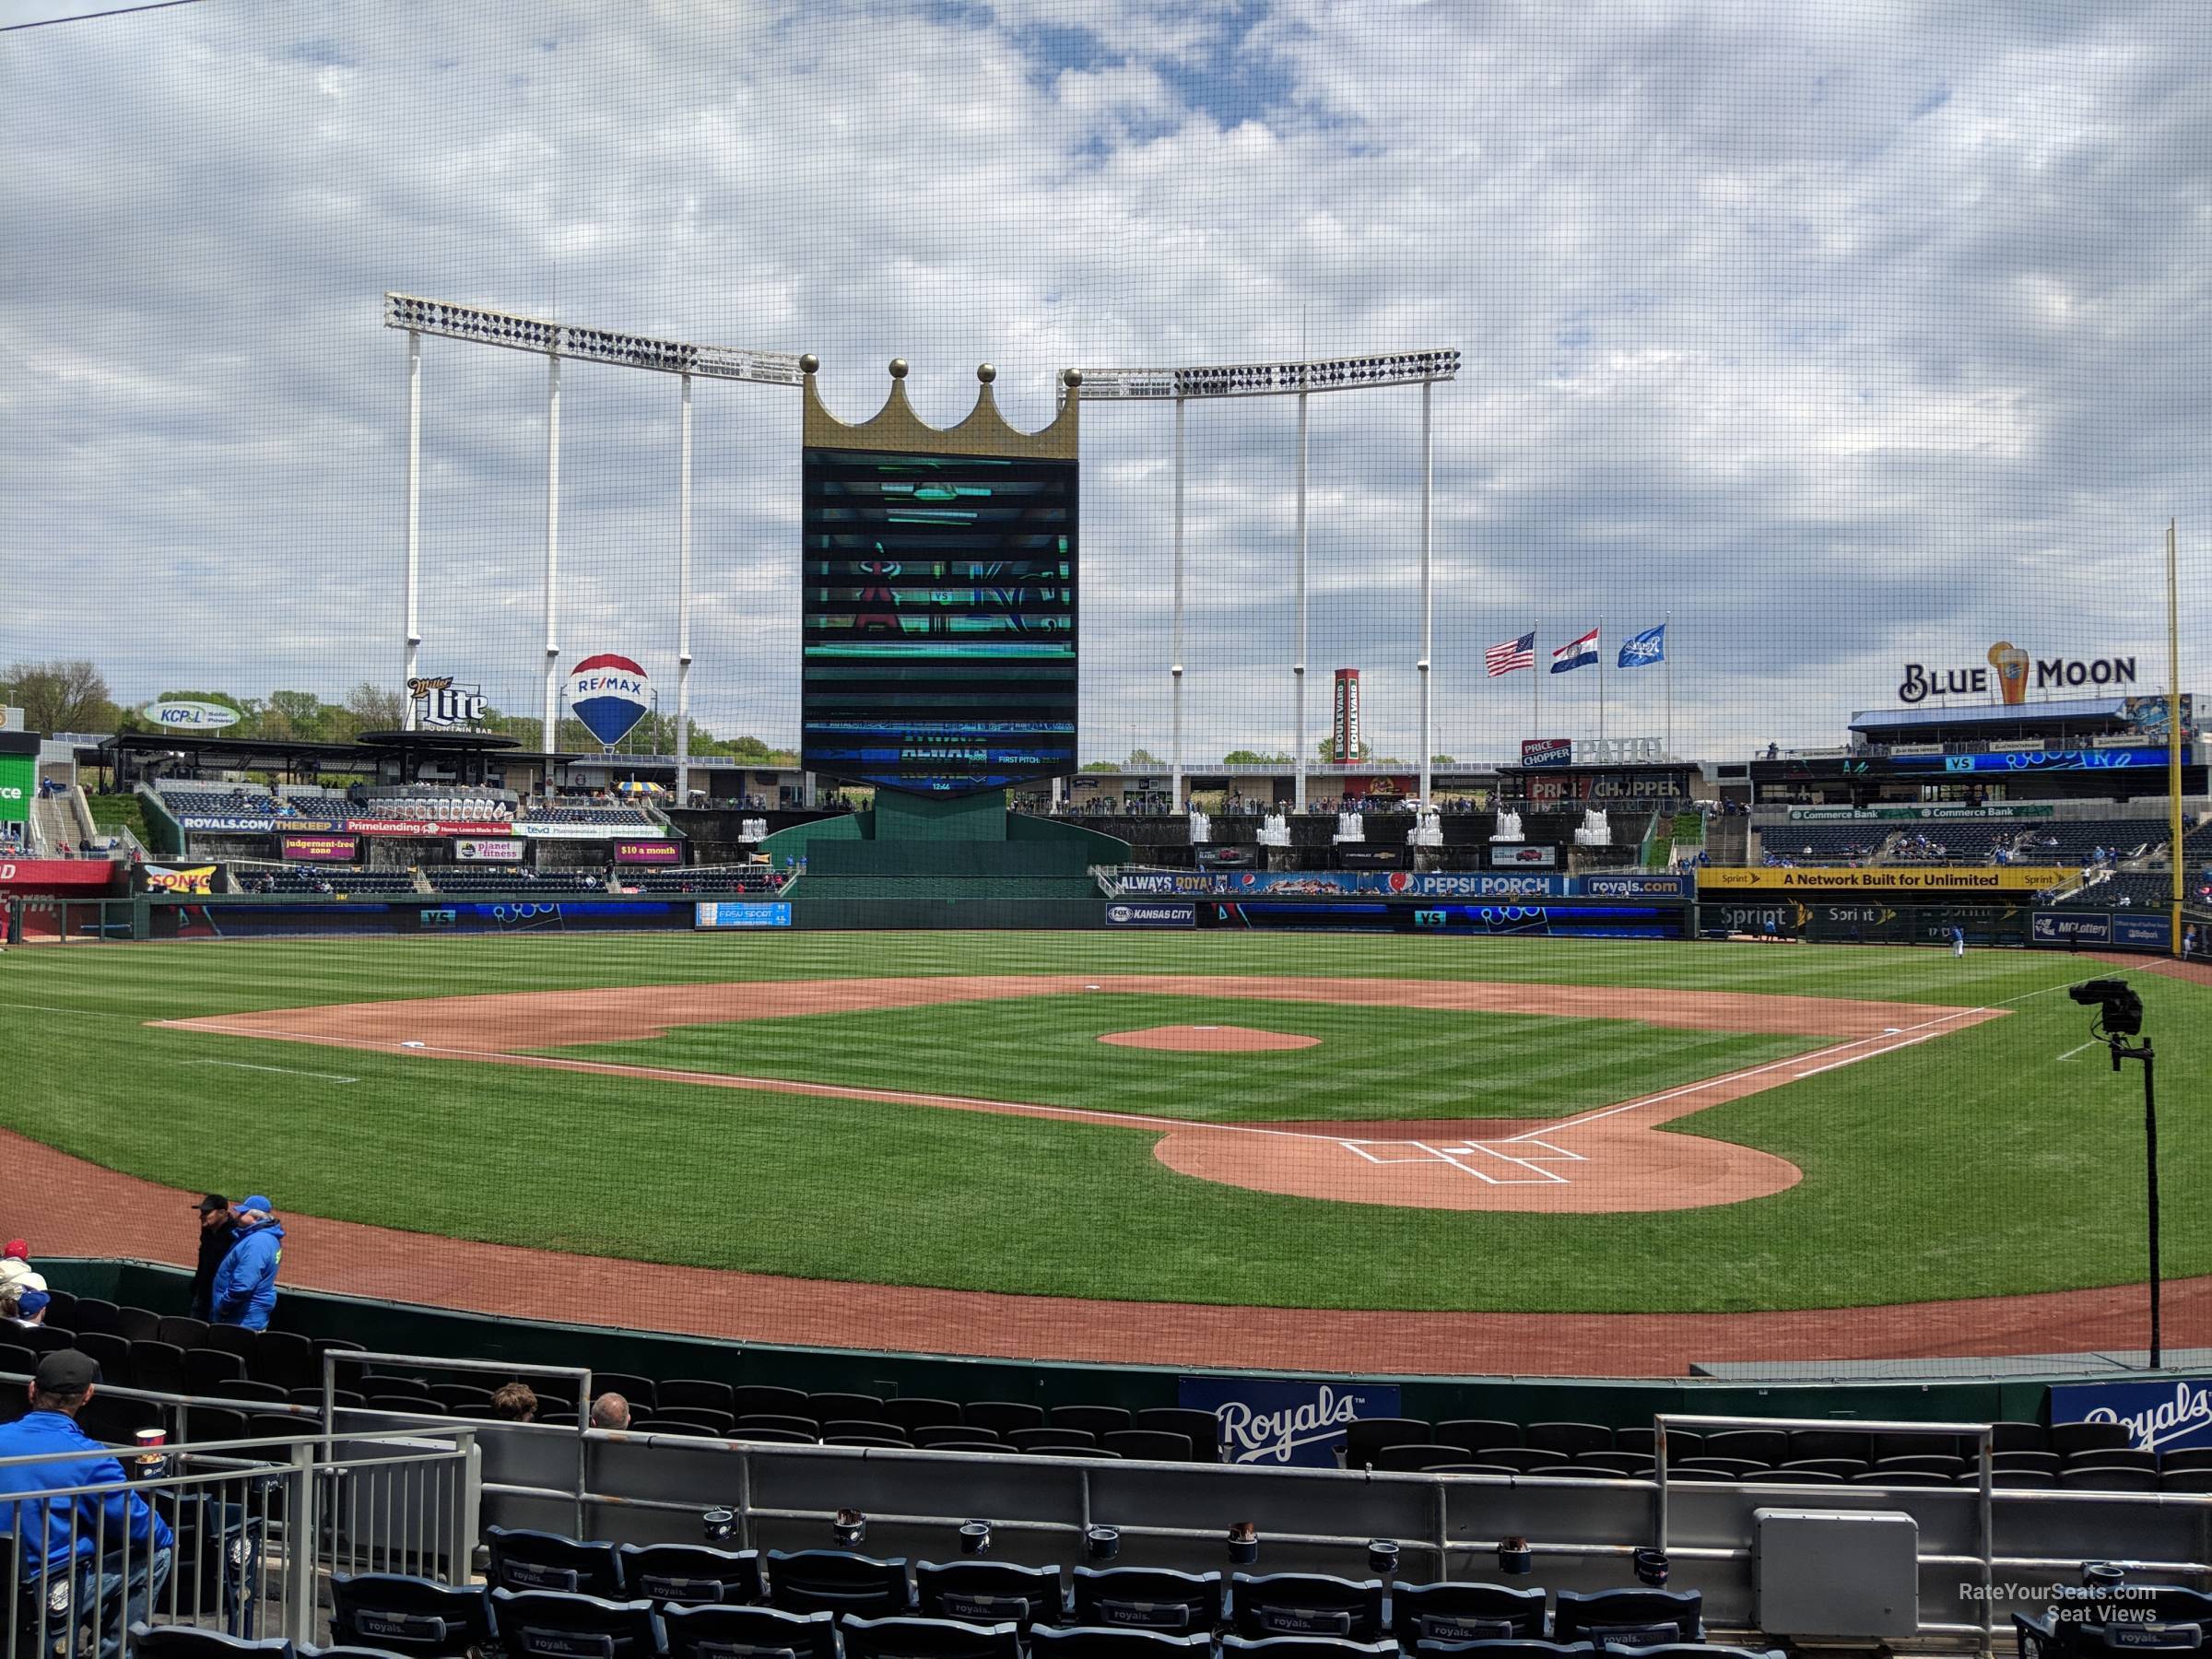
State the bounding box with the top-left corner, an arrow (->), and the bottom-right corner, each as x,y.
800,447 -> 1077,795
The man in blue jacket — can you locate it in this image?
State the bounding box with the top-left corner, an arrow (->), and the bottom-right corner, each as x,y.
0,1349 -> 173,1659
208,1197 -> 285,1331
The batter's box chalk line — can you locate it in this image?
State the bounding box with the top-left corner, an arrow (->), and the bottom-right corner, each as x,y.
1337,1137 -> 1574,1185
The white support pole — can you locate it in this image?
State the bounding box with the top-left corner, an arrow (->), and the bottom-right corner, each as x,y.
1294,390 -> 1309,812
677,372 -> 694,803
1171,396 -> 1186,809
542,353 -> 561,756
403,329 -> 421,731
1418,378 -> 1433,806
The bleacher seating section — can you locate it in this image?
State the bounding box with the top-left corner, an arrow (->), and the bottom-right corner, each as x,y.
625,865 -> 783,893
521,804 -> 656,828
236,868 -> 418,895
418,868 -> 608,893
1759,826 -> 1882,864
156,788 -> 288,818
6,1303 -> 2191,1496
2055,873 -> 2184,911
2020,820 -> 2160,865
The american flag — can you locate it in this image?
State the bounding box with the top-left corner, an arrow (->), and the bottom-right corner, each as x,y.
1486,629 -> 1535,677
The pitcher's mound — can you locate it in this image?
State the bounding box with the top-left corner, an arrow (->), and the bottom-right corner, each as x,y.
1100,1025 -> 1320,1052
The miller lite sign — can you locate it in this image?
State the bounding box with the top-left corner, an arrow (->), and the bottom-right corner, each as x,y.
407,676 -> 486,730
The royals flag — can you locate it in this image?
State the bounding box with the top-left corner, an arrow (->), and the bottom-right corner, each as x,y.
1485,630 -> 1535,677
1550,627 -> 1600,674
1618,623 -> 1666,668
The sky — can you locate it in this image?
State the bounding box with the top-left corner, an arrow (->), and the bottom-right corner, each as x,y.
1,0 -> 2206,766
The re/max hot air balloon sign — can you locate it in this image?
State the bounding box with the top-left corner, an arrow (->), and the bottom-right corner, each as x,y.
564,653 -> 653,748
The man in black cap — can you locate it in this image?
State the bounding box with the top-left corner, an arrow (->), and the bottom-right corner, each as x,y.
188,1194 -> 231,1324
0,1350 -> 173,1659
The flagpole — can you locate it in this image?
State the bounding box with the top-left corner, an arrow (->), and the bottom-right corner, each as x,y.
1532,622 -> 1539,749
1598,617 -> 1606,751
1665,609 -> 1674,761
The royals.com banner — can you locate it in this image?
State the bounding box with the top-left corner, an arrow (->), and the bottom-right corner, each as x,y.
1176,1376 -> 1402,1467
1112,869 -> 1692,900
2053,1379 -> 2212,1455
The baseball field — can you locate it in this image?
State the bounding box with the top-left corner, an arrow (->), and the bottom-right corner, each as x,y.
4,929 -> 2208,1371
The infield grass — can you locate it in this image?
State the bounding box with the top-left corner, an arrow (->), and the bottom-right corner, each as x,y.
4,931 -> 2206,1314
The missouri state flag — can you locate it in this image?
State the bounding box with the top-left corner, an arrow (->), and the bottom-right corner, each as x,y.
1617,622 -> 1666,668
1549,626 -> 1600,674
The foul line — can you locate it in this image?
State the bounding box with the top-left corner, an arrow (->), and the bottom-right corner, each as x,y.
181,1059 -> 359,1083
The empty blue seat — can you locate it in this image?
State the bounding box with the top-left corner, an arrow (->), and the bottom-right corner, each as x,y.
1419,1644 -> 1594,1659
1072,1570 -> 1224,1635
1231,1576 -> 1385,1643
1390,1583 -> 1549,1646
839,1615 -> 1022,1659
1552,1591 -> 1702,1649
488,1527 -> 626,1598
1030,1630 -> 1212,1659
331,1575 -> 494,1657
129,1631 -> 294,1659
617,1545 -> 765,1606
1220,1639 -> 1397,1659
661,1605 -> 837,1659
914,1561 -> 1065,1628
762,1551 -> 911,1618
489,1588 -> 664,1659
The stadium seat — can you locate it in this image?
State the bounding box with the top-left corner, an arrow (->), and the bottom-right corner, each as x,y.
840,1615 -> 1022,1659
2062,1466 -> 2160,1492
1787,1430 -> 1871,1465
880,1399 -> 964,1433
1474,1448 -> 1569,1473
1230,1573 -> 1384,1641
1030,1445 -> 1121,1459
1991,1422 -> 2049,1453
826,1436 -> 911,1450
915,1561 -> 1065,1629
735,1415 -> 819,1439
1373,1445 -> 1477,1473
1874,1454 -> 1966,1477
249,1332 -> 317,1390
1135,1409 -> 1222,1459
1853,1470 -> 1949,1487
1389,1583 -> 1549,1645
914,1426 -> 999,1449
0,1342 -> 34,1378
114,1306 -> 161,1343
129,1628 -> 293,1659
2065,1448 -> 2157,1471
1991,1452 -> 2062,1474
2164,1470 -> 2212,1493
658,1381 -> 736,1414
1007,1429 -> 1097,1453
487,1528 -> 626,1598
594,1374 -> 658,1411
822,1419 -> 911,1443
2053,1423 -> 2136,1458
331,1574 -> 496,1657
2162,1449 -> 2212,1472
661,1606 -> 836,1659
1609,1645 -> 1783,1659
1552,1590 -> 1702,1648
488,1588 -> 663,1659
1102,1430 -> 1194,1463
732,1386 -> 811,1419
182,1406 -> 248,1443
130,1340 -> 191,1395
764,1550 -> 912,1618
1677,1457 -> 1763,1478
659,1408 -> 739,1436
1665,1467 -> 1733,1483
729,1427 -> 815,1445
1072,1569 -> 1224,1634
219,1382 -> 292,1406
302,1646 -> 419,1659
1029,1630 -> 1212,1659
1431,1465 -> 1521,1478
75,1331 -> 135,1385
1341,1419 -> 1431,1469
616,1544 -> 766,1606
960,1403 -> 1044,1437
1219,1639 -> 1396,1659
1433,1421 -> 1520,1453
2014,1589 -> 2212,1659
807,1393 -> 887,1422
427,1384 -> 495,1415
1524,1423 -> 1611,1457
69,1298 -> 124,1336
1986,1470 -> 2057,1488
1575,1453 -> 1655,1477
1051,1406 -> 1133,1438
370,1396 -> 448,1418
1701,1430 -> 1785,1465
202,1325 -> 260,1360
1413,1642 -> 1594,1659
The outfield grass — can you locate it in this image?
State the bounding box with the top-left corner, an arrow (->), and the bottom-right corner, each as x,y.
2,931 -> 2205,1314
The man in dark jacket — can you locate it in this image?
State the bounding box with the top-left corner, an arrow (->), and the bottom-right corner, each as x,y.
0,1349 -> 173,1659
208,1198 -> 284,1331
187,1194 -> 231,1323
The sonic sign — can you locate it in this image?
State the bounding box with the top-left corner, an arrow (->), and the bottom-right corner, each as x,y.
1897,641 -> 2139,706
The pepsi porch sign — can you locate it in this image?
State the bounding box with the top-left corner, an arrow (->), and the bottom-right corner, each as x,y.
565,653 -> 652,748
1177,1376 -> 1401,1467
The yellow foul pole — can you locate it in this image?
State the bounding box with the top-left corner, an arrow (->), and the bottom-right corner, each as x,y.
2169,519 -> 2185,957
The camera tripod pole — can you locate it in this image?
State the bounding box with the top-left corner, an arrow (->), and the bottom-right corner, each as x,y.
2112,1034 -> 2161,1368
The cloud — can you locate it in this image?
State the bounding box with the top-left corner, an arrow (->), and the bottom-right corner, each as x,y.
0,0 -> 2204,768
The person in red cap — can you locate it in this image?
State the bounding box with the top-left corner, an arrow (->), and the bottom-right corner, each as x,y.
0,1240 -> 42,1304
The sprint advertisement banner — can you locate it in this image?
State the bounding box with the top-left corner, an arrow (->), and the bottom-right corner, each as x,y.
1699,865 -> 2078,891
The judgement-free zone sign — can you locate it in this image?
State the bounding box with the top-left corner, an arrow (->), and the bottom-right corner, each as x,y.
800,447 -> 1078,795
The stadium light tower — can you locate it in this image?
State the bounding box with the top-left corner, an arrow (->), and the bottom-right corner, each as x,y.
1077,350 -> 1459,809
383,293 -> 807,791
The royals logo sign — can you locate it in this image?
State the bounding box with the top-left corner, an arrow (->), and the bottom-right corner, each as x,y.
2053,1379 -> 2212,1455
1176,1377 -> 1402,1467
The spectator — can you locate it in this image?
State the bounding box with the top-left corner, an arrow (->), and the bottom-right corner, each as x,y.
208,1197 -> 285,1331
0,1240 -> 43,1303
489,1382 -> 538,1423
4,1287 -> 50,1327
589,1392 -> 631,1430
187,1194 -> 233,1323
0,1351 -> 174,1659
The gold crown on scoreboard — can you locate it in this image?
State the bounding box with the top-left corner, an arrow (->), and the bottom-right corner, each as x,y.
802,357 -> 1080,461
